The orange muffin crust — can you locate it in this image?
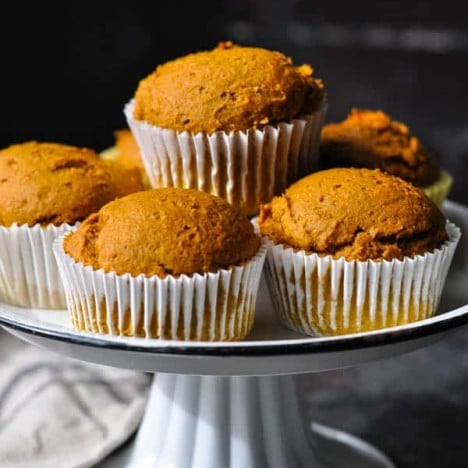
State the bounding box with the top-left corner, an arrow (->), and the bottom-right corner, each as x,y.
258,167 -> 447,261
0,141 -> 145,227
64,187 -> 261,278
133,41 -> 325,134
319,109 -> 440,187
113,128 -> 144,172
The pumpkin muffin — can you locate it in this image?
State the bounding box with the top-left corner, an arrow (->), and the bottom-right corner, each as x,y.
54,188 -> 267,341
258,167 -> 460,336
100,129 -> 150,187
0,141 -> 145,309
125,40 -> 327,216
319,109 -> 452,207
100,128 -> 144,169
113,128 -> 144,171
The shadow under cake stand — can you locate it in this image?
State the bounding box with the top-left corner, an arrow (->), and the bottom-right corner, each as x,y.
1,200 -> 467,468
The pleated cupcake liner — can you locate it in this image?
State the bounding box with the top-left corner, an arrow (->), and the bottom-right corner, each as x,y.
0,223 -> 78,309
53,234 -> 268,341
124,99 -> 327,216
262,222 -> 461,336
422,169 -> 453,208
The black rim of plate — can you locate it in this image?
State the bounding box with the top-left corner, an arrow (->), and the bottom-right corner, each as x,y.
0,304 -> 468,356
0,199 -> 466,357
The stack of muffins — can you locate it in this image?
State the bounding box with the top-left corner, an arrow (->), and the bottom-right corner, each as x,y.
2,40 -> 461,341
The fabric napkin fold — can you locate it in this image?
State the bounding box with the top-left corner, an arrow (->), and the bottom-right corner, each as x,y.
0,328 -> 151,468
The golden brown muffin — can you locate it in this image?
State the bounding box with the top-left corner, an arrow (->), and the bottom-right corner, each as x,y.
258,167 -> 448,261
319,109 -> 440,187
0,141 -> 145,227
133,41 -> 325,134
113,128 -> 144,172
64,187 -> 261,278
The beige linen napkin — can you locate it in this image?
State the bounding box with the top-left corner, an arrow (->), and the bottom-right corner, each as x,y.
0,328 -> 151,468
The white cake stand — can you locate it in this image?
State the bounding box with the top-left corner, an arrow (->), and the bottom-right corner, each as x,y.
1,200 -> 467,468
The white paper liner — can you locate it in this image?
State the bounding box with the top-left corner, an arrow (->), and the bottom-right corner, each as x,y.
0,223 -> 78,309
53,235 -> 267,341
124,99 -> 327,216
262,222 -> 461,336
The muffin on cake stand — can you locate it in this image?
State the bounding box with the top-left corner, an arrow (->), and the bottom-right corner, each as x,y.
0,201 -> 467,468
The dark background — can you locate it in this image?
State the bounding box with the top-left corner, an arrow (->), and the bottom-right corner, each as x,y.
1,3 -> 468,467
1,1 -> 467,203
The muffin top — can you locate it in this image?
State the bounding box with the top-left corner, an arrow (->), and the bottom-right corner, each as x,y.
0,141 -> 145,227
258,167 -> 448,261
132,41 -> 325,134
64,187 -> 261,278
319,109 -> 440,187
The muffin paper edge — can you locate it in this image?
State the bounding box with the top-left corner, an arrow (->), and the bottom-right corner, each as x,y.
52,233 -> 268,341
261,221 -> 461,336
0,223 -> 78,309
124,99 -> 327,216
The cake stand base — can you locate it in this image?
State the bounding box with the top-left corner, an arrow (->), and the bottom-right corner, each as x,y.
124,373 -> 395,468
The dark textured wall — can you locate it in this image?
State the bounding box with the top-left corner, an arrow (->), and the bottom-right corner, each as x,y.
1,2 -> 467,203
0,3 -> 224,150
224,0 -> 468,204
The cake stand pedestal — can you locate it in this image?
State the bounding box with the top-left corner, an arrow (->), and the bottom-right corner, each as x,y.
2,297 -> 468,468
0,200 -> 467,468
125,372 -> 395,468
